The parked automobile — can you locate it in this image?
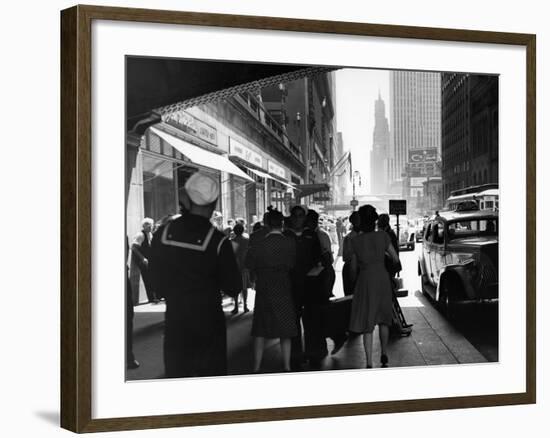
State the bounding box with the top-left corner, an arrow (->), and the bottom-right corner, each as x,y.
391,217 -> 415,251
417,209 -> 498,318
415,217 -> 427,243
398,228 -> 415,251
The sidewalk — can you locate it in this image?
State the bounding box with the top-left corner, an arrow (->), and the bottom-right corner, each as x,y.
127,255 -> 485,380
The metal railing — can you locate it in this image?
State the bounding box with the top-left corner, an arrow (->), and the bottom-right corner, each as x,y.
235,92 -> 303,162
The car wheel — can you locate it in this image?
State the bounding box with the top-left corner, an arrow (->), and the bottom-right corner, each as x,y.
439,278 -> 459,321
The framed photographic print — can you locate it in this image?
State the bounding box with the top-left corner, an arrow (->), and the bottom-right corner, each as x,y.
60,4 -> 536,433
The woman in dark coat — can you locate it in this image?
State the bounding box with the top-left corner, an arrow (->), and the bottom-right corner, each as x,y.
248,208 -> 297,372
348,205 -> 399,368
342,211 -> 361,295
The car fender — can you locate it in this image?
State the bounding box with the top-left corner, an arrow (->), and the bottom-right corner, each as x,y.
436,264 -> 476,302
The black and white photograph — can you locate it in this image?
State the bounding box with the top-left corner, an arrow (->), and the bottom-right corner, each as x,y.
125,57 -> 499,380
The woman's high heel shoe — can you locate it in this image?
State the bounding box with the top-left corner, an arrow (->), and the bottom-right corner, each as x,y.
380,354 -> 389,368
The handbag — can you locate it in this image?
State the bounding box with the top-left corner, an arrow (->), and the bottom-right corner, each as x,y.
385,252 -> 402,275
393,276 -> 404,290
321,295 -> 353,337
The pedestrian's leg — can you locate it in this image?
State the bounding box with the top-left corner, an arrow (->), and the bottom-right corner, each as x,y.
253,336 -> 265,372
141,267 -> 157,303
243,288 -> 249,312
280,338 -> 292,371
232,294 -> 239,314
363,331 -> 374,368
379,324 -> 390,367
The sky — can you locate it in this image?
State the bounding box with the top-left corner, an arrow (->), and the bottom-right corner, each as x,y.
335,68 -> 390,195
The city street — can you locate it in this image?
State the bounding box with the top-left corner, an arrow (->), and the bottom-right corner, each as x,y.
127,242 -> 497,381
399,244 -> 498,363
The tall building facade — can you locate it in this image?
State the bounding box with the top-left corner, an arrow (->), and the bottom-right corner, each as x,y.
389,71 -> 442,210
331,132 -> 351,205
370,92 -> 390,194
441,73 -> 499,201
262,72 -> 337,207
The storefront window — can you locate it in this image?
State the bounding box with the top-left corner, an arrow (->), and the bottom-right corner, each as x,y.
230,175 -> 248,221
142,154 -> 177,223
269,180 -> 285,214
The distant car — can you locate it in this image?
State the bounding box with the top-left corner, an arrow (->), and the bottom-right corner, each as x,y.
389,216 -> 415,251
398,227 -> 415,251
417,210 -> 498,318
415,223 -> 425,242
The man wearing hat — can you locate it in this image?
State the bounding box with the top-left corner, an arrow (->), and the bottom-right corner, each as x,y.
149,172 -> 242,378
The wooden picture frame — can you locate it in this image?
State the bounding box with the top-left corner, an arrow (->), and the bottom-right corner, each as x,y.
60,4 -> 536,433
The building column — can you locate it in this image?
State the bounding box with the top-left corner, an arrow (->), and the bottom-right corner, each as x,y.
126,131 -> 145,304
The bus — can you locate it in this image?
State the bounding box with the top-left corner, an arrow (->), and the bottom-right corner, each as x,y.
445,183 -> 499,212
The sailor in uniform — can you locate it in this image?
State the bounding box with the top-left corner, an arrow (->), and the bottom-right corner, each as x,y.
149,172 -> 242,378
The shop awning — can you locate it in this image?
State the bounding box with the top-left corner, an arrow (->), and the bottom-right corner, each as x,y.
246,167 -> 295,190
294,183 -> 331,198
247,167 -> 273,180
150,127 -> 254,182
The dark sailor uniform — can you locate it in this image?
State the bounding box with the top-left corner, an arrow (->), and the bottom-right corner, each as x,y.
150,212 -> 242,378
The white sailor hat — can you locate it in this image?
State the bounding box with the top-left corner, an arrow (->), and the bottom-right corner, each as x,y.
184,172 -> 219,206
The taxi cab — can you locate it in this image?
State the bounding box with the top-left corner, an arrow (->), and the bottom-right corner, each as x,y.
418,207 -> 498,317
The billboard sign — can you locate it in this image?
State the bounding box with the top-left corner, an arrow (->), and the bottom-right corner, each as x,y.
408,148 -> 438,163
410,177 -> 427,187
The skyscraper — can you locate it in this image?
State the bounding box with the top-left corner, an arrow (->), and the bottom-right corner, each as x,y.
370,92 -> 390,194
441,73 -> 498,201
389,71 -> 441,201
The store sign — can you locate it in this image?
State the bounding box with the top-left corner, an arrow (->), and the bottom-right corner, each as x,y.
407,162 -> 439,177
268,160 -> 287,180
389,200 -> 407,215
165,111 -> 217,145
229,138 -> 263,168
410,177 -> 427,187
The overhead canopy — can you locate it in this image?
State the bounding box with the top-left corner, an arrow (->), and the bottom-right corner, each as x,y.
246,167 -> 274,181
294,183 -> 331,198
246,167 -> 295,190
150,127 -> 254,182
126,57 -> 332,130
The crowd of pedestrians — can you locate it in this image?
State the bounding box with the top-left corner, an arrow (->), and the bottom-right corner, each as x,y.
126,172 -> 408,377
